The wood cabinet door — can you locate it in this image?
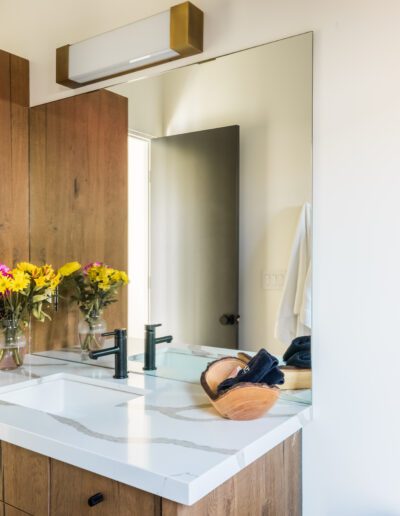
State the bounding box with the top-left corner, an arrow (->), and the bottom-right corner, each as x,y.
0,443 -> 3,502
163,431 -> 302,516
50,460 -> 160,516
0,50 -> 29,266
4,504 -> 30,516
2,443 -> 49,516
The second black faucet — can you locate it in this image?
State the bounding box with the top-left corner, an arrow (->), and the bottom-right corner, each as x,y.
144,324 -> 173,371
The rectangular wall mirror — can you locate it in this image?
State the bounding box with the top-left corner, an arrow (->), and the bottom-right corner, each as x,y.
30,31 -> 312,388
108,31 -> 313,356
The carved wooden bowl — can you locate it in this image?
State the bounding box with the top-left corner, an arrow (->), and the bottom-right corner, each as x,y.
200,357 -> 280,421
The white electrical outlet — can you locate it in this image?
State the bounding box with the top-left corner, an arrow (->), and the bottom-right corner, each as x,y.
262,270 -> 285,290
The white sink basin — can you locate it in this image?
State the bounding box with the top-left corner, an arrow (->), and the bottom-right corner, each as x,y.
0,373 -> 143,419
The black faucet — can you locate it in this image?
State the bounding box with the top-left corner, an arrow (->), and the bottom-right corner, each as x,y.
144,324 -> 173,371
89,329 -> 128,379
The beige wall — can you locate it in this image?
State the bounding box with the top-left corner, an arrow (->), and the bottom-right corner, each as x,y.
2,1 -> 400,514
111,34 -> 312,354
112,78 -> 164,138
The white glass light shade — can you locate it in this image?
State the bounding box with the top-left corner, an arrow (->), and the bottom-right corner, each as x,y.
68,11 -> 179,83
56,2 -> 203,88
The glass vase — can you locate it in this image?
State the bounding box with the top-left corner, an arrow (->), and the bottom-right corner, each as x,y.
0,319 -> 27,370
78,312 -> 107,353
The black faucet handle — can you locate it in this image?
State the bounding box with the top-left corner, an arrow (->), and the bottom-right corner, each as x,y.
101,329 -> 127,338
145,323 -> 162,331
102,330 -> 117,337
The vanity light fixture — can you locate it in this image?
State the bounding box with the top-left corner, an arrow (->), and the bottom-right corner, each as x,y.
56,1 -> 203,88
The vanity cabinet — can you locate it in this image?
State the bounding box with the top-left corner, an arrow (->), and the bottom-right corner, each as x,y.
162,432 -> 301,516
50,460 -> 159,516
0,432 -> 301,515
2,442 -> 49,515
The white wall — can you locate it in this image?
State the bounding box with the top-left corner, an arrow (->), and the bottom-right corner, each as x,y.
112,78 -> 164,138
1,1 -> 400,514
111,35 -> 312,355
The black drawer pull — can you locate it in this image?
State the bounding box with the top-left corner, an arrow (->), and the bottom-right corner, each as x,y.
88,492 -> 104,506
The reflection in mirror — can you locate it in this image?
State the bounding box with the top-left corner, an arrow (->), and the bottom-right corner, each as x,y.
109,32 -> 312,356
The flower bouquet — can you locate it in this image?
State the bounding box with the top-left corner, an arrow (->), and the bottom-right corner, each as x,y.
0,262 -> 63,369
62,262 -> 128,352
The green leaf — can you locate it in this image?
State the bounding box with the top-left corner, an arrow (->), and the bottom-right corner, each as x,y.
32,294 -> 47,303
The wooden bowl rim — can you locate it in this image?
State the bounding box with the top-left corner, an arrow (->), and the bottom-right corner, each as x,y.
200,356 -> 280,401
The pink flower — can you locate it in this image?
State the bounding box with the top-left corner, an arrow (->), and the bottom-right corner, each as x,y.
0,264 -> 11,277
83,262 -> 103,274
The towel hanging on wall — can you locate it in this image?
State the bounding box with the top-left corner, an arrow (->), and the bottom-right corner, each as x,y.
274,203 -> 312,346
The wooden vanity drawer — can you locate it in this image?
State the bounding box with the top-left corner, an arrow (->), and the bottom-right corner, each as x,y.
2,443 -> 49,516
50,460 -> 160,516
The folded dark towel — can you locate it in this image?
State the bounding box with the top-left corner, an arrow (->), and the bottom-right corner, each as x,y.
283,336 -> 311,362
286,350 -> 311,368
217,349 -> 284,394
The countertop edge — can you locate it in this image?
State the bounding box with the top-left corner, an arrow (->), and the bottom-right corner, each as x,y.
186,405 -> 312,505
0,404 -> 312,506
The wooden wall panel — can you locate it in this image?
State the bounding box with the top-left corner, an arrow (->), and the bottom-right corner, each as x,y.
30,89 -> 128,351
0,50 -> 29,266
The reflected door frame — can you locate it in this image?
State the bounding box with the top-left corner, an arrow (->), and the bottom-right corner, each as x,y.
128,133 -> 151,339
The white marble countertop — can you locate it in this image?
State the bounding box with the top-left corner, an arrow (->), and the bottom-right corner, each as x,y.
0,353 -> 312,505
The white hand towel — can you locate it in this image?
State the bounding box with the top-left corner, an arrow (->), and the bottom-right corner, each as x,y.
274,203 -> 312,346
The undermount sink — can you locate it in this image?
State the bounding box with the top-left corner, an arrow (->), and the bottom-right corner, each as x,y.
0,373 -> 144,419
128,346 -> 242,384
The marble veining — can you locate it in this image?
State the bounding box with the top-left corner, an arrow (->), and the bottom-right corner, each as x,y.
49,413 -> 239,455
0,353 -> 312,505
128,402 -> 218,422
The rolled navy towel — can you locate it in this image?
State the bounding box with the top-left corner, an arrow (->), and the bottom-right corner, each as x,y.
217,349 -> 284,394
285,350 -> 311,369
283,336 -> 311,363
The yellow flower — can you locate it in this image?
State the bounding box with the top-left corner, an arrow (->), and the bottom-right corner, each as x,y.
10,270 -> 30,293
40,264 -> 55,280
58,261 -> 81,277
35,276 -> 48,288
50,273 -> 61,290
31,266 -> 41,278
0,276 -> 12,294
116,270 -> 128,284
88,267 -> 100,281
17,262 -> 38,275
95,266 -> 111,283
85,264 -> 128,288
